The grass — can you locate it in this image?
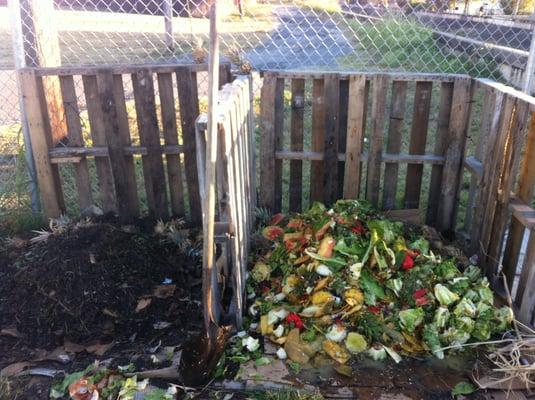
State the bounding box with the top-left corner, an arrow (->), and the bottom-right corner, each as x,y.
247,391 -> 324,400
295,0 -> 342,14
340,17 -> 503,79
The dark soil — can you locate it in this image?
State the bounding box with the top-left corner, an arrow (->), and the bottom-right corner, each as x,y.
0,220 -> 204,399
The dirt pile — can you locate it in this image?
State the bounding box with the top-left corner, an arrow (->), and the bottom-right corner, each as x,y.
0,221 -> 203,350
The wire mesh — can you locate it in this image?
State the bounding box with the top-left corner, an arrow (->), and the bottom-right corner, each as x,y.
1,0 -> 535,231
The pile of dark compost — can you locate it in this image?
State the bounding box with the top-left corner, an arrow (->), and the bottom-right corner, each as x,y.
0,220 -> 203,365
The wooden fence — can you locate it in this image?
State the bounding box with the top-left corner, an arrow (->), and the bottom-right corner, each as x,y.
259,71 -> 535,325
19,63 -> 535,325
196,75 -> 255,327
19,63 -> 232,224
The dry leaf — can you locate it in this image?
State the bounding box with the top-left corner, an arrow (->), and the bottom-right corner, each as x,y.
102,308 -> 119,318
0,327 -> 22,338
64,340 -> 86,353
0,362 -> 31,377
85,341 -> 115,356
135,297 -> 152,313
33,347 -> 70,364
153,284 -> 176,299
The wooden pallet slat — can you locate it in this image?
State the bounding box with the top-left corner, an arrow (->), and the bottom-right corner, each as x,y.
337,78 -> 349,199
310,78 -> 326,203
486,100 -> 530,281
504,113 -> 535,294
366,74 -> 389,207
273,78 -> 285,212
343,75 -> 367,199
404,81 -> 432,209
82,74 -> 116,213
59,74 -> 93,213
289,79 -> 305,212
323,73 -> 340,206
96,70 -> 138,221
158,72 -> 185,216
177,66 -> 202,223
112,74 -> 140,217
436,78 -> 473,233
470,91 -> 503,254
19,69 -> 64,218
518,232 -> 535,324
132,68 -> 169,219
426,82 -> 454,225
259,73 -> 284,212
382,80 -> 408,210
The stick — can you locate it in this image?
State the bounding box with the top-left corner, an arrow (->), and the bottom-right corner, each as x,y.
202,2 -> 220,345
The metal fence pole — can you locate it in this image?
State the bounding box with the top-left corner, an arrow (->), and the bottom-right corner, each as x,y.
523,22 -> 535,94
164,0 -> 174,51
8,0 -> 40,213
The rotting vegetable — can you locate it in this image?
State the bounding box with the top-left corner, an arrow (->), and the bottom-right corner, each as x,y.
245,200 -> 513,366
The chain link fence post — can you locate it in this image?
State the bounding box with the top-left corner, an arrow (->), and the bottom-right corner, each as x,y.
523,20 -> 535,93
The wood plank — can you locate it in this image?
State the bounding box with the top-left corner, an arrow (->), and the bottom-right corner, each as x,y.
19,69 -> 63,218
478,95 -> 516,277
132,68 -> 169,219
485,100 -> 530,282
34,63 -> 213,76
259,72 -> 278,210
463,156 -> 483,178
49,144 -> 185,159
436,78 -> 473,233
59,74 -> 93,213
366,74 -> 389,207
111,74 -> 140,217
470,91 -> 503,254
289,78 -> 305,212
323,73 -> 340,206
505,112 -> 535,293
82,74 -> 116,213
337,78 -> 349,199
275,150 -> 445,163
343,75 -> 367,199
259,70 -> 466,82
404,81 -> 432,209
463,88 -> 491,232
96,70 -> 136,221
158,72 -> 185,216
310,78 -> 325,203
176,66 -> 202,223
382,80 -> 407,210
518,232 -> 535,324
510,197 -> 535,230
273,78 -> 285,212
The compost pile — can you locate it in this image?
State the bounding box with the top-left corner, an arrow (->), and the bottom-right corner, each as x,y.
245,200 -> 513,366
0,219 -> 203,350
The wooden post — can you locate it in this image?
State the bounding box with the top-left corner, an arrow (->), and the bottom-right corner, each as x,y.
8,0 -> 40,212
203,2 -> 221,344
20,0 -> 67,144
163,0 -> 174,51
19,69 -> 62,218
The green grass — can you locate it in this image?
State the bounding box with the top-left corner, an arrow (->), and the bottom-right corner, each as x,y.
247,391 -> 323,400
340,17 -> 503,79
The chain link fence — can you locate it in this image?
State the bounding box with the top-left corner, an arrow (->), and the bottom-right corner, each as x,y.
1,0 -> 535,233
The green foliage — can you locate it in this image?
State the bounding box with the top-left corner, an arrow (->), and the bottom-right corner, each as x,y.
451,381 -> 477,397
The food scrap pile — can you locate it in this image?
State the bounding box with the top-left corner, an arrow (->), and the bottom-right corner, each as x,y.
244,200 -> 513,366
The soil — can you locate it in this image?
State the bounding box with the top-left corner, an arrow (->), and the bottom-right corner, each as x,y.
0,220 -> 204,399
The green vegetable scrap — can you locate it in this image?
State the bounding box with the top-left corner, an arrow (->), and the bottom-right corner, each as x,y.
245,200 -> 513,366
